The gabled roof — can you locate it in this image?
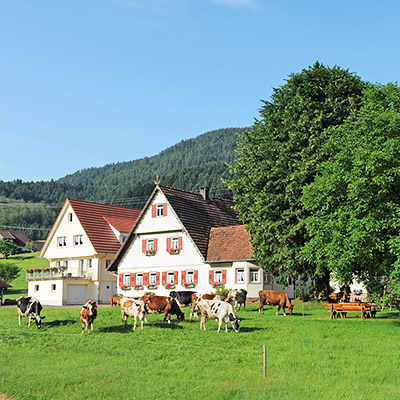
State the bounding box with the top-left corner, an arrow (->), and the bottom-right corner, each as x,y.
206,225 -> 254,262
108,185 -> 241,271
40,199 -> 141,256
0,230 -> 29,247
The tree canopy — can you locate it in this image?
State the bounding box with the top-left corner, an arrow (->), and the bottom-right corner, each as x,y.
228,62 -> 365,292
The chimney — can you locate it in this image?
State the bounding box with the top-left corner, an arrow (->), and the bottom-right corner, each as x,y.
200,187 -> 210,201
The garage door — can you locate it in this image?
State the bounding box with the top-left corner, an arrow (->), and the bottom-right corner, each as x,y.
67,284 -> 88,305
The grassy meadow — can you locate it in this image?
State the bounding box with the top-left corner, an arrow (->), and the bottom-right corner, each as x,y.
1,255 -> 400,399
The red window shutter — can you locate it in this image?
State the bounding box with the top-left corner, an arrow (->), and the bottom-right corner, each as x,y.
174,271 -> 178,285
178,236 -> 183,250
152,204 -> 156,218
143,272 -> 149,286
222,270 -> 227,284
166,238 -> 171,252
209,270 -> 214,284
142,240 -> 146,252
163,203 -> 167,216
181,270 -> 186,286
162,272 -> 167,285
194,270 -> 198,284
156,272 -> 160,285
119,274 -> 123,286
130,273 -> 136,286
154,239 -> 158,252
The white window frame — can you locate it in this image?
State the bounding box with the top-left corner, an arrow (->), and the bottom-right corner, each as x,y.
34,285 -> 39,292
149,272 -> 157,285
73,235 -> 83,247
56,261 -> 61,268
236,269 -> 245,283
167,271 -> 175,284
170,237 -> 179,250
186,270 -> 194,284
68,213 -> 73,223
64,260 -> 68,268
136,273 -> 143,286
146,239 -> 154,251
156,204 -> 164,217
51,284 -> 56,292
250,269 -> 260,283
79,259 -> 84,277
123,274 -> 130,286
87,258 -> 92,269
214,270 -> 222,284
57,237 -> 66,248
263,272 -> 270,283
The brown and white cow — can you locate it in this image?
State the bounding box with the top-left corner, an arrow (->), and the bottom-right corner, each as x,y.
16,296 -> 45,329
258,290 -> 293,316
80,300 -> 97,335
190,293 -> 223,321
225,289 -> 248,311
197,299 -> 241,333
120,297 -> 148,331
142,295 -> 184,324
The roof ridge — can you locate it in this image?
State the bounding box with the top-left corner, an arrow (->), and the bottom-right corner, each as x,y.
159,185 -> 235,203
68,198 -> 140,211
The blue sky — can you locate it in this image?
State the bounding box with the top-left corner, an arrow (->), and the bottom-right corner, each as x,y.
1,0 -> 399,182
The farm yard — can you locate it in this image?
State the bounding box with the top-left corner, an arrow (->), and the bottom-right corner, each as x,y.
1,301 -> 400,400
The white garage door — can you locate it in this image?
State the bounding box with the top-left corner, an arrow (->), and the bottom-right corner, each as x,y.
67,284 -> 88,305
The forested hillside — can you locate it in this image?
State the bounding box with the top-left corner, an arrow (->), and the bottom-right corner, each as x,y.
0,128 -> 244,239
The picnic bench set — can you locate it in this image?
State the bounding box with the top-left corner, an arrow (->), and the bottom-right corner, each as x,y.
325,293 -> 377,320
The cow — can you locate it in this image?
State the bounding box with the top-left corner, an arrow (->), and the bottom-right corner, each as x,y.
190,293 -> 223,321
142,295 -> 185,324
197,299 -> 241,333
169,291 -> 196,308
225,289 -> 248,311
80,300 -> 97,335
120,297 -> 148,331
16,296 -> 45,329
258,290 -> 294,316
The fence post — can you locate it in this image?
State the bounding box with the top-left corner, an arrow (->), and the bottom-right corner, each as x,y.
263,344 -> 267,378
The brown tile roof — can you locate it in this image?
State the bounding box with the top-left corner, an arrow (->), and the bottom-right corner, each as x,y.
206,225 -> 254,262
0,230 -> 29,247
103,216 -> 134,233
159,186 -> 241,259
68,199 -> 140,254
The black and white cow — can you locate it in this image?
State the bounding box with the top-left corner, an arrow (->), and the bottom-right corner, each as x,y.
16,296 -> 45,329
169,291 -> 196,308
225,289 -> 248,311
197,299 -> 241,333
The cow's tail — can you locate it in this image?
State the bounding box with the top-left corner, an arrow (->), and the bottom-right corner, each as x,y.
248,298 -> 259,304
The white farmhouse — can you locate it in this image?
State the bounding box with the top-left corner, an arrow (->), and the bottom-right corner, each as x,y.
33,199 -> 140,305
107,185 -> 294,301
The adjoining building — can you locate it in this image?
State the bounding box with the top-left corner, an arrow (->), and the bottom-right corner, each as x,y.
32,199 -> 140,305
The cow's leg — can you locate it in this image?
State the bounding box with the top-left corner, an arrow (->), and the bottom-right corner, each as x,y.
200,314 -> 206,331
133,315 -> 137,331
18,311 -> 22,326
81,321 -> 85,335
140,315 -> 144,330
28,315 -> 32,327
276,305 -> 280,316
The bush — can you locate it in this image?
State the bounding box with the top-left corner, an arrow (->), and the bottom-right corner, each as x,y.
212,285 -> 230,299
0,261 -> 20,284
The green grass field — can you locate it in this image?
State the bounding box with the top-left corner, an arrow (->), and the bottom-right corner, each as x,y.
1,256 -> 399,399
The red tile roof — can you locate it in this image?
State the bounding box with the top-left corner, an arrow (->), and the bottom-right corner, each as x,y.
68,199 -> 140,254
206,225 -> 254,262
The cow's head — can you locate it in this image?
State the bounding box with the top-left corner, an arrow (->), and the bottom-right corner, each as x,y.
229,313 -> 240,333
288,304 -> 294,315
34,314 -> 45,329
83,300 -> 97,316
177,312 -> 185,322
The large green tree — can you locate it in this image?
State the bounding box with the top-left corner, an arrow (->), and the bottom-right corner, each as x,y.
228,62 -> 365,293
0,239 -> 20,259
301,83 -> 400,285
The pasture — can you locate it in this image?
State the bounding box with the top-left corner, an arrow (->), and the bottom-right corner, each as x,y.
0,302 -> 399,400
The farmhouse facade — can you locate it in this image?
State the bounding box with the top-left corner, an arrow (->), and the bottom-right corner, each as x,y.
33,199 -> 140,305
107,185 -> 294,299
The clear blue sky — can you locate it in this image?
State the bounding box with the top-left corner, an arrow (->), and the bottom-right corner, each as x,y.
1,0 -> 399,182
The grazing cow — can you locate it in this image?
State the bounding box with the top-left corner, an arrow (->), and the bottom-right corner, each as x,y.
80,300 -> 97,335
197,299 -> 241,333
190,293 -> 223,321
225,289 -> 248,311
258,290 -> 294,316
120,297 -> 148,331
16,296 -> 45,329
142,295 -> 184,324
169,291 -> 196,308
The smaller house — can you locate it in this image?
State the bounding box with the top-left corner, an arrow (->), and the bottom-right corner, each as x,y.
34,199 -> 141,305
0,230 -> 29,250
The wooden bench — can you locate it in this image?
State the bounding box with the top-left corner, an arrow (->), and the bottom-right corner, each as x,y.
325,302 -> 376,320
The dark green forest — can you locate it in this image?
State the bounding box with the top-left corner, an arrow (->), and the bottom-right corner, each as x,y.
0,128 -> 245,240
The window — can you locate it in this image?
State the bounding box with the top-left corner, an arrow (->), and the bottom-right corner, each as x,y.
263,272 -> 270,283
186,270 -> 194,284
167,271 -> 175,284
156,204 -> 164,217
170,237 -> 179,250
123,274 -> 130,286
105,259 -> 111,269
87,259 -> 92,269
250,269 -> 260,283
64,260 -> 68,268
56,261 -> 61,268
34,285 -> 39,292
214,270 -> 222,284
236,269 -> 245,283
68,213 -> 73,223
152,203 -> 167,218
136,273 -> 143,286
149,272 -> 157,285
57,237 -> 66,247
51,284 -> 56,292
79,259 -> 84,277
73,235 -> 83,246
146,239 -> 154,251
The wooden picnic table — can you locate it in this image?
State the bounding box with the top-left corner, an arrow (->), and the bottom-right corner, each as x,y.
325,302 -> 376,320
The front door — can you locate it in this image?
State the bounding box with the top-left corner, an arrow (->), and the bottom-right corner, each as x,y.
102,281 -> 117,304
